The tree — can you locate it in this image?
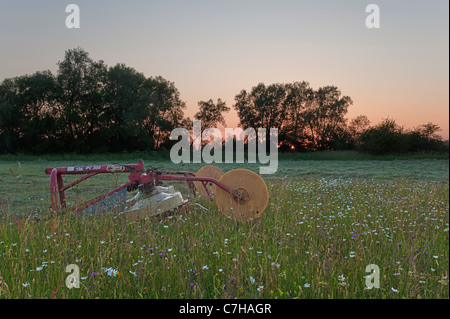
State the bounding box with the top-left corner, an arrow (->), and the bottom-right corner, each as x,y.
55,47 -> 108,152
348,115 -> 371,148
302,86 -> 352,150
359,118 -> 405,154
0,71 -> 58,153
103,63 -> 150,152
281,81 -> 314,150
194,98 -> 230,141
233,83 -> 290,151
233,82 -> 352,151
406,122 -> 446,153
142,76 -> 186,150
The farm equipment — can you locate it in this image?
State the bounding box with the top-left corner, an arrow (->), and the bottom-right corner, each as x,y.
44,160 -> 269,221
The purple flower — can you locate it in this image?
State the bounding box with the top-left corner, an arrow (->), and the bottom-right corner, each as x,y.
190,283 -> 195,287
148,247 -> 153,252
398,243 -> 401,247
351,233 -> 360,239
89,272 -> 98,276
230,277 -> 235,282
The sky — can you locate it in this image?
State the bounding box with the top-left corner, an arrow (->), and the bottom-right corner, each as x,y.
0,0 -> 448,139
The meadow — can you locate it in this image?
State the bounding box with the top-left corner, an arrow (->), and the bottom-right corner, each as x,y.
0,152 -> 448,299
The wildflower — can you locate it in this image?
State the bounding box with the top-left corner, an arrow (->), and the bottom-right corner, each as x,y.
230,277 -> 235,282
271,262 -> 280,269
249,276 -> 255,284
22,282 -> 30,287
391,287 -> 399,293
303,283 -> 310,288
190,283 -> 195,287
351,233 -> 360,239
103,267 -> 119,277
202,265 -> 209,270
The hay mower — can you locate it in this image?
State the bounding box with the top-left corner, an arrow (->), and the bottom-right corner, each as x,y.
44,160 -> 269,221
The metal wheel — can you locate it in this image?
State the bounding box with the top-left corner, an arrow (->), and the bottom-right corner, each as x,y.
214,169 -> 268,221
194,165 -> 224,199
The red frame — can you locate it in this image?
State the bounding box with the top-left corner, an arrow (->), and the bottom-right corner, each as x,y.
45,160 -> 238,213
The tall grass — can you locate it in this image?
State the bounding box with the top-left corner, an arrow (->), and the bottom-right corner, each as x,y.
0,176 -> 448,299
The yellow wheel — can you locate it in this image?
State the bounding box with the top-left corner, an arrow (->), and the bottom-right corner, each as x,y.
214,169 -> 268,221
194,165 -> 224,199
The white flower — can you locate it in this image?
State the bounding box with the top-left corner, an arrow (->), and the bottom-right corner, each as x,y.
249,276 -> 255,284
22,282 -> 30,287
103,267 -> 119,277
391,287 -> 398,293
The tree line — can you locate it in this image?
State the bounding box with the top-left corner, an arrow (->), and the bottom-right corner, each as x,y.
0,48 -> 447,155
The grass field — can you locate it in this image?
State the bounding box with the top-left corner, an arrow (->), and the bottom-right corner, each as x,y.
0,152 -> 448,299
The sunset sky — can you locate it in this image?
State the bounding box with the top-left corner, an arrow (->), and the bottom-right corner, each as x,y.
0,0 -> 448,139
